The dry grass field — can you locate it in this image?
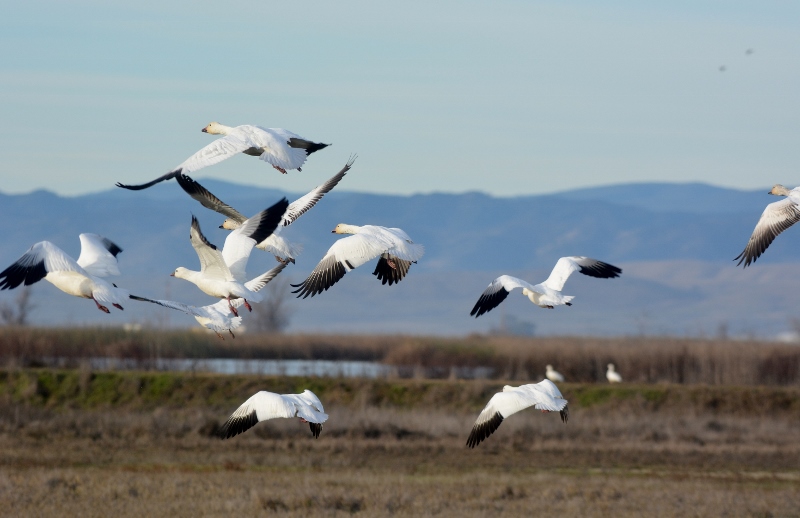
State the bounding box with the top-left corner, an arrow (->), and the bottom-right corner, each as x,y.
0,368 -> 798,517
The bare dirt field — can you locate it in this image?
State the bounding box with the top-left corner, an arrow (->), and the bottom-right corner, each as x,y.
0,370 -> 798,517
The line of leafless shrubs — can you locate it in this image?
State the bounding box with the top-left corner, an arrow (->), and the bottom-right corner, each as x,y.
0,327 -> 798,385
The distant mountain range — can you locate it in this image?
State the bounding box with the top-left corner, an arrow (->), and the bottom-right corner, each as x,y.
2,180 -> 799,338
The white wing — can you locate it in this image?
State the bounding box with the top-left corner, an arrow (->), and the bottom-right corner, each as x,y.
175,129 -> 260,174
469,275 -> 539,317
0,241 -> 88,289
735,197 -> 800,267
221,199 -> 288,281
541,256 -> 622,292
466,382 -> 568,448
226,263 -> 289,311
128,295 -> 241,333
218,391 -> 298,439
280,390 -> 328,438
257,127 -> 321,171
218,390 -> 328,439
281,156 -> 355,226
291,234 -> 389,298
189,216 -> 233,281
76,233 -> 123,278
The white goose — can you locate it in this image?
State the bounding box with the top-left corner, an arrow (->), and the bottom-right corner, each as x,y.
130,262 -> 287,339
219,389 -> 328,439
606,363 -> 622,383
466,379 -> 568,448
291,224 -> 424,298
470,256 -> 622,317
545,364 -> 565,383
0,233 -> 128,313
735,184 -> 800,267
115,123 -> 329,191
172,198 -> 288,316
175,156 -> 355,263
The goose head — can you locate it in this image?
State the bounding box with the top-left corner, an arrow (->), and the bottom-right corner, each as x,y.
171,267 -> 190,279
219,218 -> 242,230
202,122 -> 230,135
332,223 -> 359,235
769,184 -> 792,196
607,363 -> 615,371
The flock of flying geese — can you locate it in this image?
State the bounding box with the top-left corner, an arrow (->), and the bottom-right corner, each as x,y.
0,121 -> 796,447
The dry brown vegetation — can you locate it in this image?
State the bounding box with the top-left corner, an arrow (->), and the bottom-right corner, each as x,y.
2,328 -> 800,386
0,369 -> 799,516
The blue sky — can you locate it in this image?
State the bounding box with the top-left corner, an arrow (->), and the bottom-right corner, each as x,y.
2,1 -> 798,197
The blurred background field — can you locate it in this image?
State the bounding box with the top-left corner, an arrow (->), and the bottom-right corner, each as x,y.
0,330 -> 798,516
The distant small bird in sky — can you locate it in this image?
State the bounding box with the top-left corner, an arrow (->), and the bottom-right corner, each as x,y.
745,48 -> 754,55
719,65 -> 727,72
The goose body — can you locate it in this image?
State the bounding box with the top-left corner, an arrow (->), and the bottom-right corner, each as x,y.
175,156 -> 355,263
466,379 -> 568,448
130,262 -> 286,338
470,256 -> 622,317
606,363 -> 622,383
735,184 -> 800,267
545,364 -> 565,383
0,234 -> 127,313
219,389 -> 328,439
115,122 -> 329,191
172,198 -> 288,315
291,224 -> 424,298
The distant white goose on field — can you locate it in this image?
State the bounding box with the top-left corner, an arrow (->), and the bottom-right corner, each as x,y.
171,198 -> 288,316
115,122 -> 329,190
0,233 -> 128,313
735,184 -> 800,268
546,364 -> 565,383
470,256 -> 622,317
219,389 -> 328,439
466,379 -> 568,448
174,156 -> 355,263
129,262 -> 287,339
291,224 -> 425,298
606,363 -> 622,383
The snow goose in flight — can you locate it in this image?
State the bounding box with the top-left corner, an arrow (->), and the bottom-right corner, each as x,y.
174,156 -> 355,263
291,224 -> 424,298
115,122 -> 329,191
606,363 -> 622,383
171,198 -> 288,316
470,256 -> 622,317
545,364 -> 565,383
0,233 -> 128,313
129,262 -> 287,339
735,184 -> 800,267
219,389 -> 328,439
466,379 -> 568,448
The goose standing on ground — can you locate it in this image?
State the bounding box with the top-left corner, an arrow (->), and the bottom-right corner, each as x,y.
735,184 -> 800,267
171,198 -> 288,316
606,363 -> 622,383
174,156 -> 355,263
129,262 -> 287,339
0,234 -> 128,313
291,224 -> 425,298
545,364 -> 565,383
115,122 -> 329,190
470,256 -> 622,317
466,379 -> 568,448
219,389 -> 328,439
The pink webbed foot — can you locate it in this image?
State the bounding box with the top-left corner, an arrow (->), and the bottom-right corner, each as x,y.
227,298 -> 239,317
93,298 -> 110,313
113,303 -> 124,310
273,165 -> 287,174
244,299 -> 253,312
